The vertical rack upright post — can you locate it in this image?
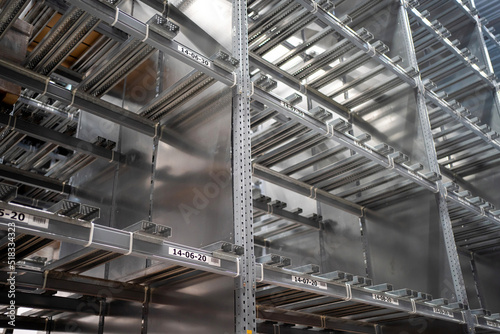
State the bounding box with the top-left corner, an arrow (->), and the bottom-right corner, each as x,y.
400,0 -> 476,332
232,0 -> 257,333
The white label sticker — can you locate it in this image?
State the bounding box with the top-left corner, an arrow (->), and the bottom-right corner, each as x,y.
168,247 -> 220,267
0,208 -> 49,228
177,45 -> 211,67
354,141 -> 373,154
291,276 -> 327,290
280,101 -> 303,116
432,307 -> 454,318
372,293 -> 399,305
487,320 -> 500,328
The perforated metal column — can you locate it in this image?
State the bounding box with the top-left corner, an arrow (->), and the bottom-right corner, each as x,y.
399,1 -> 475,332
232,0 -> 256,333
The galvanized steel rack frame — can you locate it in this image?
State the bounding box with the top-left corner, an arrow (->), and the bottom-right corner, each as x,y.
0,0 -> 499,333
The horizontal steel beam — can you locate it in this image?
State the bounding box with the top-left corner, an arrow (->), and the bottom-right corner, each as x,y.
293,0 -> 416,87
446,193 -> 500,230
0,59 -> 210,158
0,113 -> 121,163
252,87 -> 438,192
0,59 -> 155,136
253,199 -> 320,229
0,201 -> 239,277
0,164 -> 72,194
258,266 -> 466,324
0,289 -> 103,315
0,269 -> 146,302
407,5 -> 494,88
253,163 -> 363,217
0,315 -> 60,332
66,0 -> 235,85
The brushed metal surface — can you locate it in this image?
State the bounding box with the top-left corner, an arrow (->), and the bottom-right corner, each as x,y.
365,192 -> 456,301
147,276 -> 235,334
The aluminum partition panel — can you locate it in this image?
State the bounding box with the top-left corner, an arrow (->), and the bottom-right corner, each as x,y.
473,252 -> 500,311
459,86 -> 500,134
152,84 -> 233,248
100,54 -> 156,279
112,127 -> 153,229
365,192 -> 455,301
356,88 -> 431,167
107,125 -> 153,279
60,111 -> 121,278
254,185 -> 365,275
170,0 -> 233,53
335,1 -> 431,170
258,229 -> 321,269
147,276 -> 235,334
459,21 -> 490,72
255,181 -> 321,267
319,204 -> 367,275
103,300 -> 143,334
53,313 -> 100,334
114,52 -> 161,114
463,168 -> 500,210
70,111 -> 121,227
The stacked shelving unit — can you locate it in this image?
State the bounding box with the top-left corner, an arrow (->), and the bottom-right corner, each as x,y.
0,0 -> 498,333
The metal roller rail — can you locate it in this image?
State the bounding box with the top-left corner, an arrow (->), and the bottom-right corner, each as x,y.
0,112 -> 119,164
251,1 -> 333,56
252,106 -> 331,157
0,58 -> 212,161
416,0 -> 477,26
249,1 -> 500,174
251,87 -> 439,193
0,58 -> 156,136
257,308 -> 378,334
425,90 -> 500,155
255,220 -> 310,241
253,194 -> 321,241
65,0 -> 236,86
427,98 -> 500,178
291,0 -> 417,87
23,2 -> 58,44
273,27 -> 334,67
0,0 -> 31,39
139,70 -> 215,122
78,37 -> 155,97
290,39 -> 358,79
251,107 -> 279,129
476,0 -> 500,76
71,37 -> 120,74
445,182 -> 500,254
249,0 -> 299,39
406,3 -> 494,88
252,131 -> 340,168
0,117 -> 116,192
254,265 -> 474,329
0,233 -> 55,262
23,5 -> 108,76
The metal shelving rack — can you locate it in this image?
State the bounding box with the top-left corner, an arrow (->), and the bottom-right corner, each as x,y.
0,0 -> 498,333
247,0 -> 500,333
